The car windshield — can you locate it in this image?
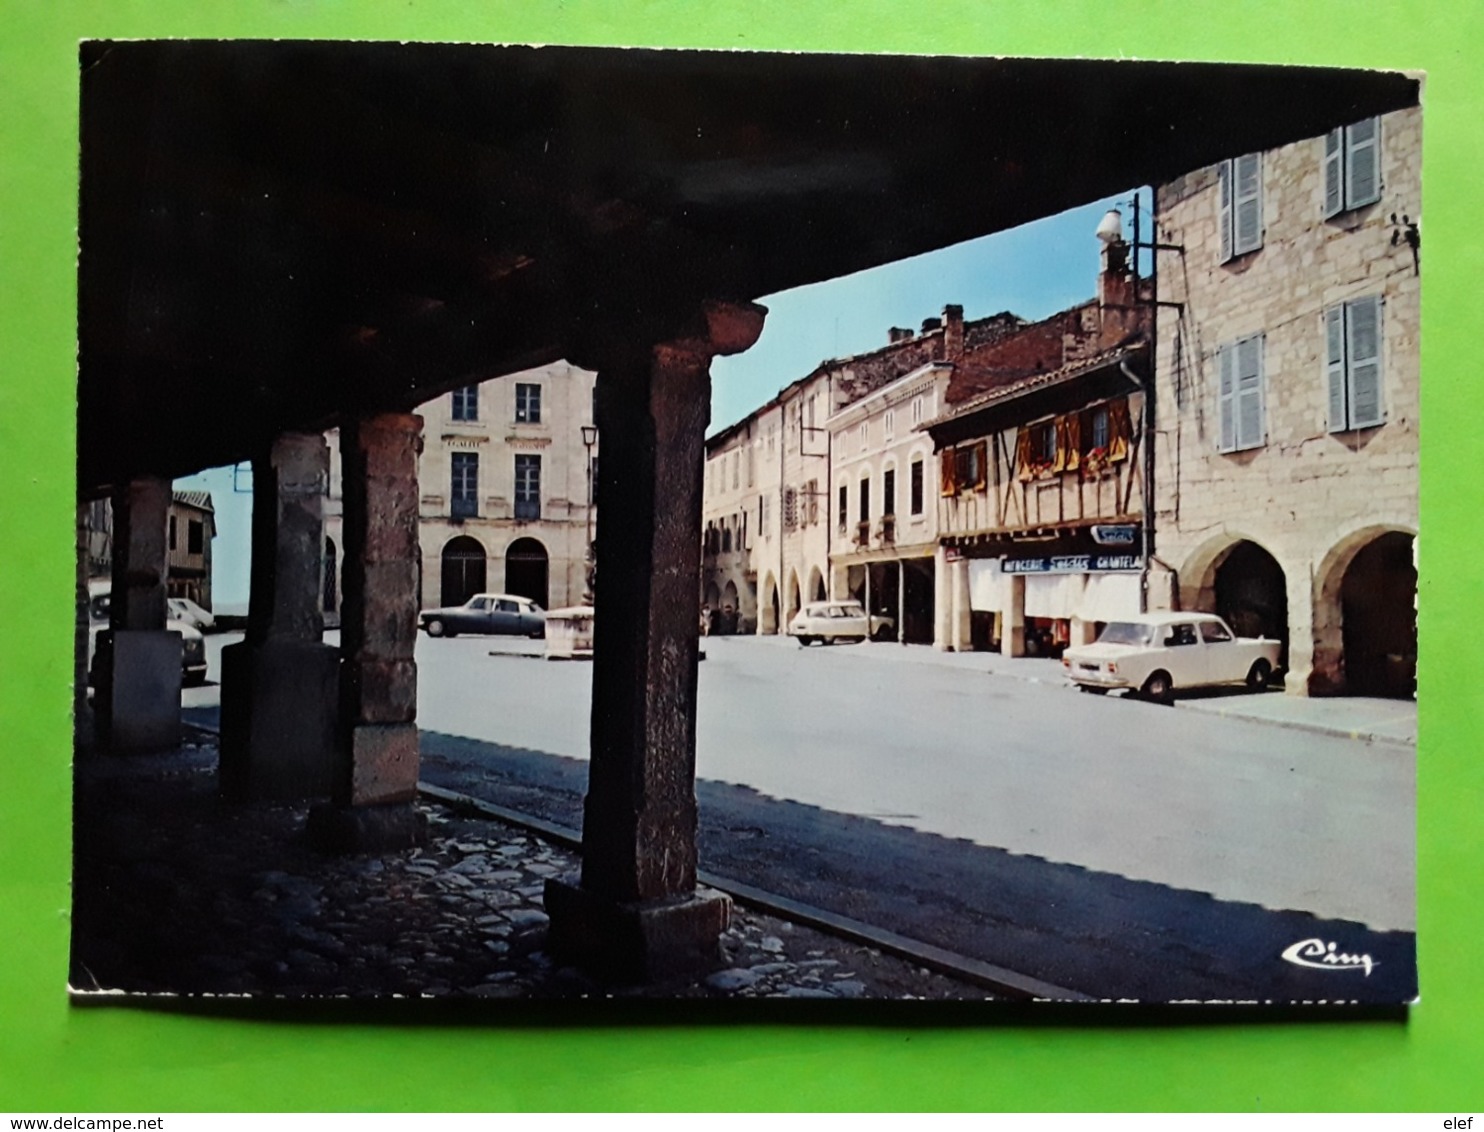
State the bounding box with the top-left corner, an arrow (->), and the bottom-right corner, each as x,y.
1097,622 -> 1155,647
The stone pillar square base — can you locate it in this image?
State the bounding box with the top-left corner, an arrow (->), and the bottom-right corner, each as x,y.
94,629 -> 182,751
544,874 -> 732,983
306,801 -> 427,854
219,640 -> 339,801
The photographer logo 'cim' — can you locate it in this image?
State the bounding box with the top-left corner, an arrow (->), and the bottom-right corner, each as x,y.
1281,938 -> 1377,977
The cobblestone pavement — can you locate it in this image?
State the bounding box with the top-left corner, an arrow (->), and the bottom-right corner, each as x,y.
70,730 -> 988,1002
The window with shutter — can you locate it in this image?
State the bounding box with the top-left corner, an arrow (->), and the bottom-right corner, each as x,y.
1326,296 -> 1385,432
1346,117 -> 1380,209
1217,345 -> 1236,453
1233,153 -> 1263,255
1217,335 -> 1265,453
1236,335 -> 1265,450
1325,307 -> 1348,432
1218,160 -> 1233,263
1218,154 -> 1263,262
1323,129 -> 1345,219
1324,118 -> 1382,217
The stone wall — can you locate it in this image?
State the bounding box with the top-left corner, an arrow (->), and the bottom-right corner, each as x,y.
1152,106 -> 1421,695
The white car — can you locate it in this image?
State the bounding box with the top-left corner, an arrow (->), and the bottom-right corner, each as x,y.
788,600 -> 894,646
1061,612 -> 1281,703
168,596 -> 216,632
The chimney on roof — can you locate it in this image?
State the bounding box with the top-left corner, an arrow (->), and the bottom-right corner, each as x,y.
942,304 -> 964,360
921,316 -> 942,334
1099,234 -> 1133,312
888,327 -> 914,344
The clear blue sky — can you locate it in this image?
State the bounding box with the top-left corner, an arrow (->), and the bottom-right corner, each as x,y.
181,187 -> 1146,609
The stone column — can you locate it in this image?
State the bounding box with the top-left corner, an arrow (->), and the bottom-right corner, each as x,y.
220,432 -> 339,800
1002,573 -> 1027,657
546,301 -> 765,982
308,413 -> 426,852
897,559 -> 907,644
933,544 -> 952,650
93,477 -> 181,750
950,557 -> 972,651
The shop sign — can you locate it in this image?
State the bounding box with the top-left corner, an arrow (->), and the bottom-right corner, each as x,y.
1003,554 -> 1142,574
1091,524 -> 1139,547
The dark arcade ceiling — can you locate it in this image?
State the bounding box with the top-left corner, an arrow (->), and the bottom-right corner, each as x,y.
77,41 -> 1420,493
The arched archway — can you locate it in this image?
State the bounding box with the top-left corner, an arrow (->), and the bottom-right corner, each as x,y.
505,537 -> 549,609
807,565 -> 826,603
1183,535 -> 1288,668
760,572 -> 780,635
1314,526 -> 1416,697
440,535 -> 487,607
703,580 -> 722,609
721,580 -> 740,634
785,570 -> 802,628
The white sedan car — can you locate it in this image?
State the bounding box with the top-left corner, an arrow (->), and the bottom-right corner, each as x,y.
1062,612 -> 1281,703
788,600 -> 894,646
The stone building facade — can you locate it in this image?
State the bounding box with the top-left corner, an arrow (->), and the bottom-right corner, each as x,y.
701,307 -> 1024,637
828,360 -> 950,644
1150,105 -> 1420,697
325,361 -> 599,616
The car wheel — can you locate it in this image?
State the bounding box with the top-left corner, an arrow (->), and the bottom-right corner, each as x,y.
425,619 -> 446,638
796,635 -> 812,647
529,627 -> 546,640
1078,685 -> 1109,695
1246,658 -> 1273,691
1141,670 -> 1175,705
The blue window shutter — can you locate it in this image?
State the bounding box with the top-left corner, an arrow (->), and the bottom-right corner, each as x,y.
1346,117 -> 1380,209
1218,160 -> 1233,263
1217,344 -> 1236,453
1347,296 -> 1385,428
1325,306 -> 1348,432
1233,153 -> 1263,255
1323,129 -> 1344,218
1235,335 -> 1264,451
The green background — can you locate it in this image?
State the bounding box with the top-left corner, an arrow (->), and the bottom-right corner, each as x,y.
2,0 -> 1478,1112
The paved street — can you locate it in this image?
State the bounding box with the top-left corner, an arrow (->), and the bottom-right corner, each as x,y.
191,629 -> 1416,999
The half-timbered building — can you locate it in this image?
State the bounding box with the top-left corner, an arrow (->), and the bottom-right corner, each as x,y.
926,241 -> 1152,655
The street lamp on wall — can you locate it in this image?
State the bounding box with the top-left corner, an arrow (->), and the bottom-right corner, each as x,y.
581,424 -> 598,603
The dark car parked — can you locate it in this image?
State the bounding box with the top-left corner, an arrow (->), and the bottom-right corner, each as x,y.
419,593 -> 546,638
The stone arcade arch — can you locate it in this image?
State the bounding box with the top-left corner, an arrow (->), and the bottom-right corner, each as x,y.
760,572 -> 780,635
1313,526 -> 1417,698
440,535 -> 487,608
807,565 -> 826,603
505,537 -> 550,610
1182,534 -> 1289,670
785,569 -> 802,628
